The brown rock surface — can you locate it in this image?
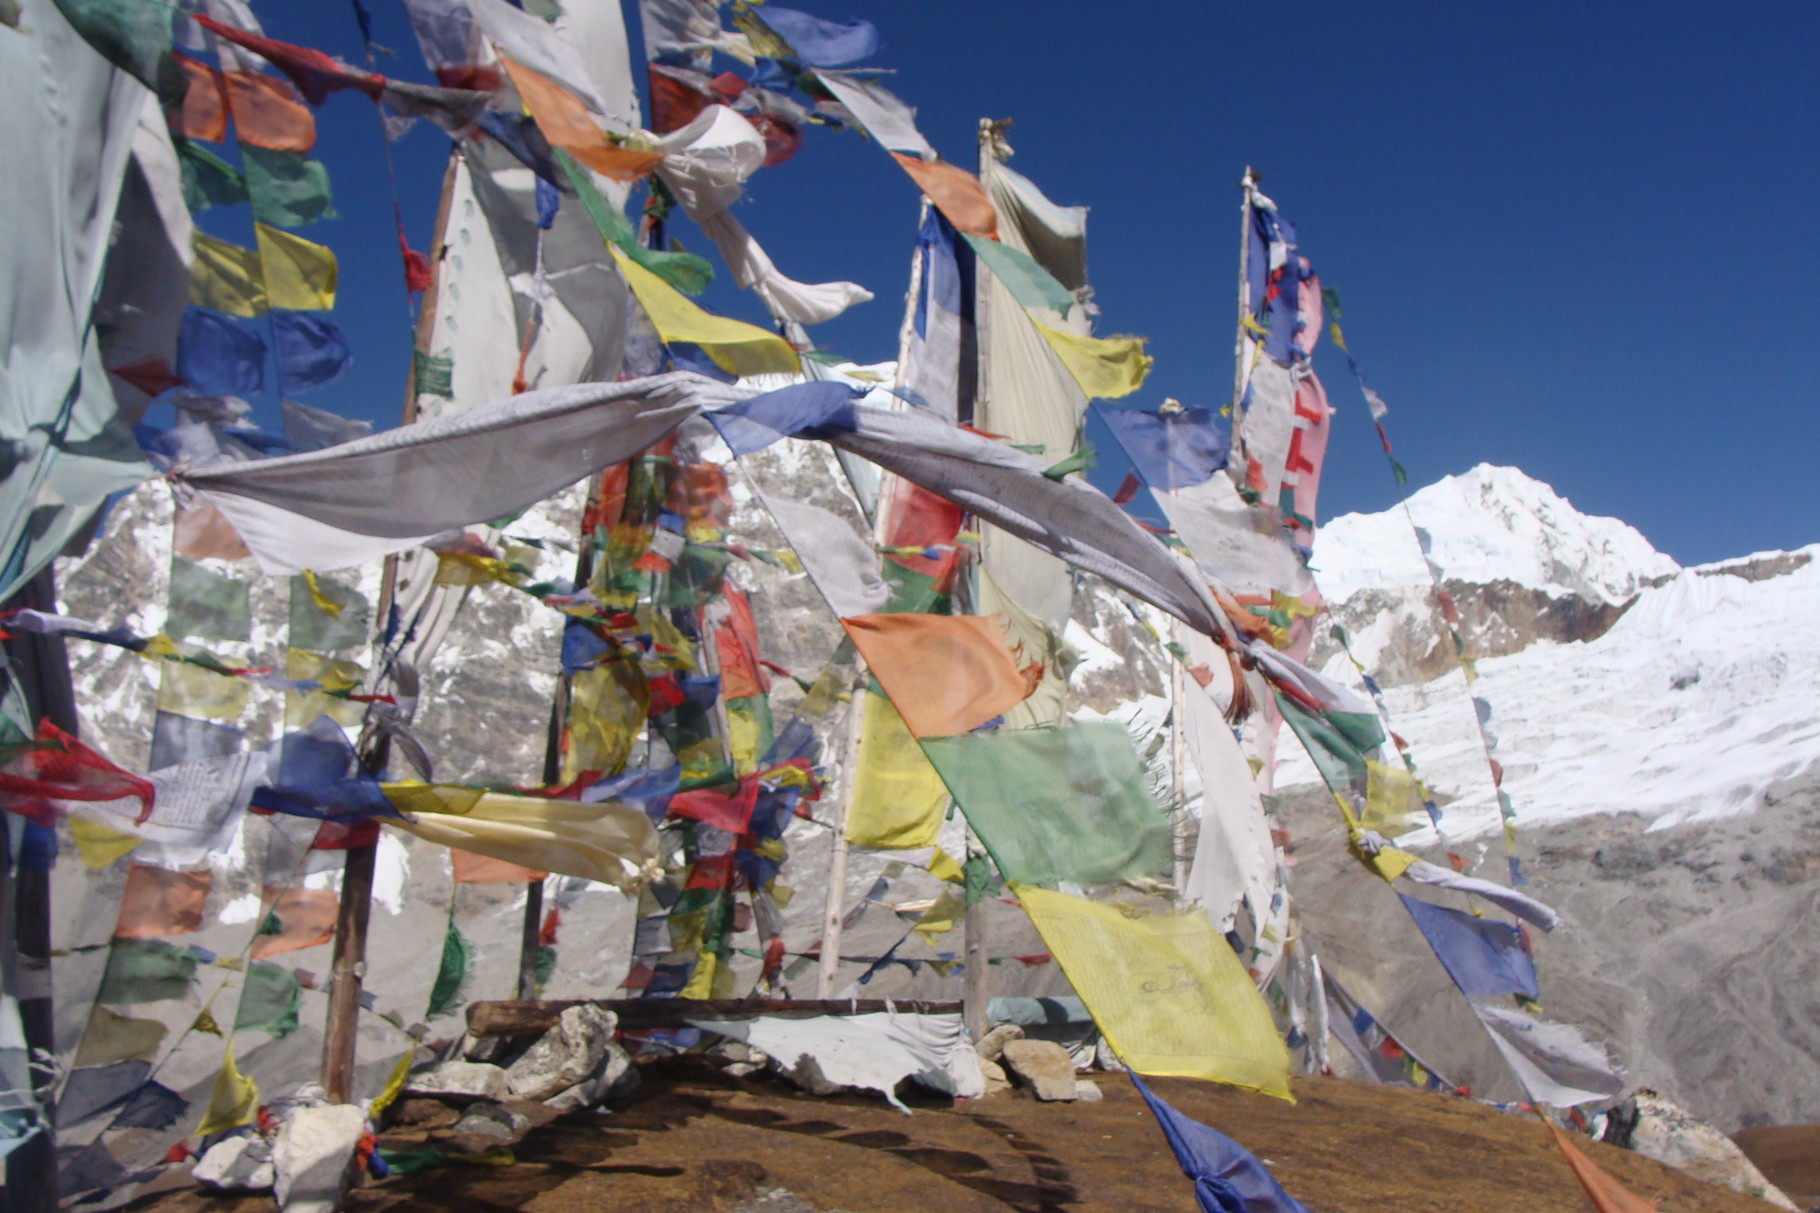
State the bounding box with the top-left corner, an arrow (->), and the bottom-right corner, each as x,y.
1733,1124 -> 1820,1208
129,1059 -> 1781,1212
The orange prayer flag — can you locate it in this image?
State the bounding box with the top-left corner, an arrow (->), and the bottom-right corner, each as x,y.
499,57 -> 664,183
114,864 -> 211,939
1548,1123 -> 1658,1213
451,849 -> 547,884
170,53 -> 228,143
841,613 -> 1041,739
250,886 -> 339,959
889,153 -> 999,239
224,72 -> 316,153
713,586 -> 769,702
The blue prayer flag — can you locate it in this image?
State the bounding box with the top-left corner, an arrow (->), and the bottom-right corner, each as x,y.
1399,893 -> 1539,1001
177,307 -> 266,397
754,7 -> 879,66
583,766 -> 680,824
1129,1072 -> 1312,1213
1093,402 -> 1229,491
707,380 -> 860,454
250,716 -> 395,821
271,310 -> 353,394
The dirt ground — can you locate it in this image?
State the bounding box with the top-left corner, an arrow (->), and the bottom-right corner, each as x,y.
131,1059 -> 1782,1213
1732,1124 -> 1820,1208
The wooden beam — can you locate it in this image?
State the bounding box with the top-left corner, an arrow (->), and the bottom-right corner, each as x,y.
467,998 -> 964,1038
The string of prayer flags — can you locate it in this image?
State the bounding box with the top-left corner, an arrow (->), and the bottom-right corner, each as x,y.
840,613 -> 1040,738
176,307 -> 266,397
1093,402 -> 1229,492
1399,894 -> 1540,1002
95,939 -> 201,1004
557,150 -> 713,295
169,53 -> 319,152
923,722 -> 1173,887
1035,326 -> 1153,399
1015,885 -> 1292,1099
250,887 -> 340,958
190,227 -> 336,316
232,962 -> 301,1038
1129,1072 -> 1313,1213
242,146 -> 336,229
889,154 -> 998,239
609,247 -> 799,377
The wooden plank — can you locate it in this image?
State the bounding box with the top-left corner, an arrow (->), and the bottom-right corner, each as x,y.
467,998 -> 965,1038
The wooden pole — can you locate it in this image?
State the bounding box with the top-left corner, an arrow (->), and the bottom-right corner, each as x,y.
1233,167 -> 1256,419
1171,654 -> 1191,902
962,833 -> 989,1043
814,657 -> 866,998
320,147 -> 459,1105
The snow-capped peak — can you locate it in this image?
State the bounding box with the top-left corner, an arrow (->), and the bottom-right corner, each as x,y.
1311,464 -> 1680,604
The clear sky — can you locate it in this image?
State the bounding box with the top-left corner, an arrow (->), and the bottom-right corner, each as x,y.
199,0 -> 1820,567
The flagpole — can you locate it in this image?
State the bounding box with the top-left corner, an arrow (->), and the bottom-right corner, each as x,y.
321,147 -> 459,1105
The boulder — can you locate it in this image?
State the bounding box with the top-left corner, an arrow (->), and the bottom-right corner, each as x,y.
193,1133 -> 274,1191
974,1023 -> 1024,1063
449,1102 -> 530,1142
404,1059 -> 511,1102
544,1041 -> 640,1112
978,1058 -> 1011,1096
999,1039 -> 1077,1102
1629,1092 -> 1799,1210
387,1098 -> 460,1130
272,1104 -> 367,1213
1073,1079 -> 1103,1103
506,1004 -> 617,1102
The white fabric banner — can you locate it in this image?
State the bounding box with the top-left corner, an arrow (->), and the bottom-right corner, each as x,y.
691,1012 -> 984,1110
811,70 -> 936,159
1473,1002 -> 1625,1107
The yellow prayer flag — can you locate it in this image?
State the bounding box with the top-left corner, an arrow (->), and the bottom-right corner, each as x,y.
385,786 -> 660,890
1361,760 -> 1425,835
285,649 -> 366,728
609,246 -> 798,377
843,691 -> 948,849
911,886 -> 965,945
196,1040 -> 260,1136
158,660 -> 250,721
927,846 -> 964,884
1034,325 -> 1153,399
190,231 -> 268,316
561,662 -> 646,782
1014,884 -> 1292,1100
70,816 -> 141,869
300,570 -> 344,618
367,1047 -> 418,1118
255,223 -> 337,311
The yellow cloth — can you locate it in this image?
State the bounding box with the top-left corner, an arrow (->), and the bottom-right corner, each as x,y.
1361,760 -> 1425,835
70,816 -> 140,869
609,246 -> 797,377
255,223 -> 337,310
927,846 -> 964,884
189,226 -> 337,315
285,649 -> 366,728
843,691 -> 948,849
367,1047 -> 418,1118
157,660 -> 249,721
1014,884 -> 1292,1099
1352,835 -> 1419,883
562,661 -> 646,781
912,886 -> 965,945
197,1040 -> 260,1136
384,783 -> 660,890
1034,325 -> 1153,399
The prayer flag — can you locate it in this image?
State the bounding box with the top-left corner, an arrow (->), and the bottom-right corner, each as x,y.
96,938 -> 200,1004
242,147 -> 335,228
843,691 -> 948,849
171,52 -> 229,142
72,1008 -> 167,1069
890,154 -> 998,239
271,311 -> 353,392
1548,1123 -> 1659,1213
1130,1072 -> 1313,1213
749,7 -> 878,65
1016,885 -> 1292,1099
963,234 -> 1076,315
1035,326 -> 1152,399
190,231 -> 268,318
1094,402 -> 1229,491
175,138 -> 247,212
255,223 -> 337,311
113,863 -> 211,938
196,1041 -> 259,1136
176,307 -> 266,398
223,70 -> 317,152
1399,894 -> 1540,1001
452,849 -> 547,883
427,913 -> 470,1017
48,0 -> 185,103
555,149 -> 711,294
609,247 -> 798,377
708,381 -> 859,454
385,785 -> 660,890
251,886 -> 340,958
167,557 -> 252,644
840,613 -> 1040,738
923,722 -> 1173,887
500,58 -> 664,182
232,962 -> 301,1037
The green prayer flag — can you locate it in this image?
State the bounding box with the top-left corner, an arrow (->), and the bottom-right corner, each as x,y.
1274,693 -> 1368,794
427,913 -> 469,1019
413,350 -> 454,399
1041,444 -> 1096,481
533,945 -> 557,988
242,146 -> 337,229
176,138 -> 248,213
1389,457 -> 1408,487
962,853 -> 994,907
233,962 -> 301,1038
922,722 -> 1173,888
962,233 -> 1078,314
97,939 -> 200,1005
556,149 -> 714,296
50,0 -> 186,104
72,1007 -> 168,1068
288,574 -> 370,652
167,558 -> 252,644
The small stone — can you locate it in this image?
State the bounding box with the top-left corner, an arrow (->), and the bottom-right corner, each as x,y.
708,1039 -> 767,1066
388,1099 -> 459,1130
1073,1079 -> 1103,1103
449,1102 -> 530,1141
978,1058 -> 1011,1096
722,1060 -> 764,1078
506,1004 -> 618,1102
1095,1037 -> 1126,1072
462,1033 -> 510,1065
272,1104 -> 366,1213
404,1059 -> 511,1103
1000,1039 -> 1078,1101
975,1023 -> 1024,1063
544,1041 -> 640,1111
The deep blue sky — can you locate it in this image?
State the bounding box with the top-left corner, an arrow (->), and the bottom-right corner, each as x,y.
199,1 -> 1820,567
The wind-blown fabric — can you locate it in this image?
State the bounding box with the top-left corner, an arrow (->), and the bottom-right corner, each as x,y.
1179,632 -> 1277,930
1399,894 -> 1540,1001
384,784 -> 661,890
747,7 -> 878,66
844,692 -> 948,849
841,614 -> 1039,738
922,723 -> 1172,887
696,209 -> 874,325
1155,473 -> 1316,600
185,373 -> 744,573
469,0 -> 609,115
1016,885 -> 1291,1098
1095,403 -> 1229,491
890,154 -> 997,239
1129,1072 -> 1313,1213
610,247 -> 799,376
1398,857 -> 1559,931
811,69 -> 934,158
499,58 -> 663,182
1474,1004 -> 1625,1107
753,491 -> 888,619
1548,1124 -> 1659,1213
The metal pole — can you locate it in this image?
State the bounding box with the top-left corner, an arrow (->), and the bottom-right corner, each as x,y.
321,147 -> 459,1104
1232,167 -> 1256,439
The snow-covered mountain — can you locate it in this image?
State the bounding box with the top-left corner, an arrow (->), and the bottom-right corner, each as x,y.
1288,465 -> 1820,1132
